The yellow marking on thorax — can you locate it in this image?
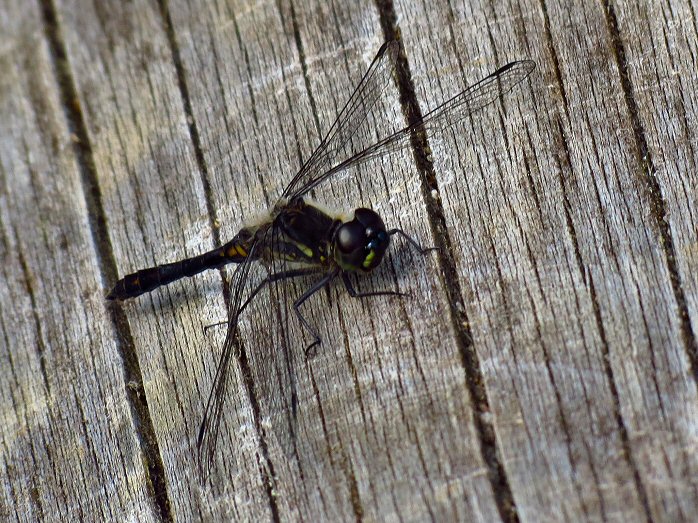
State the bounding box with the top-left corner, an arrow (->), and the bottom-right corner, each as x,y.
296,243 -> 314,258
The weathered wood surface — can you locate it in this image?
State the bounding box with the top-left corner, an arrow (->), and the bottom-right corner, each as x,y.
1,0 -> 696,521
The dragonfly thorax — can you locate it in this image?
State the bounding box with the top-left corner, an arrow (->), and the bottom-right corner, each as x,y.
332,208 -> 389,272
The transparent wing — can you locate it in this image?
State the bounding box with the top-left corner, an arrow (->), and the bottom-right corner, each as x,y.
196,228 -> 273,477
282,40 -> 400,199
196,223 -> 323,477
195,47 -> 535,476
284,46 -> 535,198
254,222 -> 320,456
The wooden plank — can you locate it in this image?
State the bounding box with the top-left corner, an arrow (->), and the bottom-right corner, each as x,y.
393,0 -> 698,521
612,0 -> 698,357
0,0 -> 695,521
167,0 -> 501,520
52,0 -> 272,519
610,0 -> 698,515
529,1 -> 698,519
390,2 -> 647,520
0,1 -> 159,521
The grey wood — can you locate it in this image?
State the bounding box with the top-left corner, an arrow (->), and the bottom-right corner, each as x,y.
392,0 -> 698,521
0,0 -> 159,521
52,0 -> 273,519
0,0 -> 695,521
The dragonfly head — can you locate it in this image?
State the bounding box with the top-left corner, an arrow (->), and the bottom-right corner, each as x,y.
334,208 -> 389,272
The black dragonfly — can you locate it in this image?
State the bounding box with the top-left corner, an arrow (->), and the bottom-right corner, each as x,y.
107,41 -> 535,474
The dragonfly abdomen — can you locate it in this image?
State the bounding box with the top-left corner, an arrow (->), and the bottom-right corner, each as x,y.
107,235 -> 253,301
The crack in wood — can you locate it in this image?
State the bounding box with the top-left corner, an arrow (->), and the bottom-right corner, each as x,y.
602,0 -> 698,382
541,1 -> 656,517
39,1 -> 174,521
374,1 -> 521,521
156,3 -> 284,521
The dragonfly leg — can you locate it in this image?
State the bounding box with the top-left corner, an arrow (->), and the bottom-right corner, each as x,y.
341,272 -> 406,298
388,228 -> 438,255
203,320 -> 228,333
294,268 -> 340,357
203,268 -> 322,334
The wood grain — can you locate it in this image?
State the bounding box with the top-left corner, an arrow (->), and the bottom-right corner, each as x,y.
393,0 -> 698,521
1,0 -> 695,521
0,1 -> 159,521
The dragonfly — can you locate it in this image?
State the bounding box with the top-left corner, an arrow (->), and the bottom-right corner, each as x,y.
107,40 -> 535,474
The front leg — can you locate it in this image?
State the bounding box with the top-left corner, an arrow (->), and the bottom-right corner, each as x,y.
388,228 -> 438,255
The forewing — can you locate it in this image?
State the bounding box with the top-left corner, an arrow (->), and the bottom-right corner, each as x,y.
282,41 -> 399,199
290,59 -> 536,196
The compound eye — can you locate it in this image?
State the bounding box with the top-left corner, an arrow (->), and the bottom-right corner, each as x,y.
337,221 -> 366,253
354,208 -> 384,234
367,231 -> 388,251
